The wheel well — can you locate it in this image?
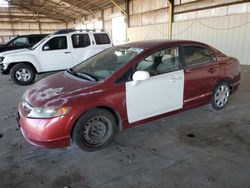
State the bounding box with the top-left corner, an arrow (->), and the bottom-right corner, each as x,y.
218,79 -> 233,94
97,106 -> 122,131
8,62 -> 37,73
70,106 -> 123,139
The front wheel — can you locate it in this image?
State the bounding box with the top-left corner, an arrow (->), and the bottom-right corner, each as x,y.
10,63 -> 36,85
72,109 -> 116,151
211,82 -> 230,110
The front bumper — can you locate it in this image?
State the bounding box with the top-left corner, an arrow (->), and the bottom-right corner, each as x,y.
0,63 -> 8,75
20,126 -> 70,149
0,63 -> 4,74
17,105 -> 72,149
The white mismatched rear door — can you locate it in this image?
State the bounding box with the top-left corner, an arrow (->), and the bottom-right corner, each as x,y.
70,33 -> 93,66
126,70 -> 184,123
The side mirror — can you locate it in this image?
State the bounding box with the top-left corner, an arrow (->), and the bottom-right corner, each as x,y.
43,45 -> 50,51
132,71 -> 150,86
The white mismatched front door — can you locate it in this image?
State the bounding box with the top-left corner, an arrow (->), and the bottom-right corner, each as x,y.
39,36 -> 72,72
40,49 -> 72,71
126,70 -> 184,123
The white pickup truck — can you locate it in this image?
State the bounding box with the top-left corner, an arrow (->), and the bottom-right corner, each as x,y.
0,30 -> 112,85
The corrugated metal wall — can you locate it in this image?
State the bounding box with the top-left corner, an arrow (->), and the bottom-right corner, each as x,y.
127,0 -> 250,66
0,6 -> 67,43
127,23 -> 168,41
173,13 -> 250,66
127,13 -> 250,65
69,0 -> 250,65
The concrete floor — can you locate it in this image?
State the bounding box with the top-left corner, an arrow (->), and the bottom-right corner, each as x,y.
0,69 -> 250,188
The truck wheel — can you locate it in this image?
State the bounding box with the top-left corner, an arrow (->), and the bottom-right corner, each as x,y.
210,82 -> 230,110
10,63 -> 36,85
72,108 -> 116,152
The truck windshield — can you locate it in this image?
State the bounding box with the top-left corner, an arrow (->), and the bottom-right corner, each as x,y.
30,35 -> 51,50
70,47 -> 144,81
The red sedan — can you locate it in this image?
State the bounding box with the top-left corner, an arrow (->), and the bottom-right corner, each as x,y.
17,40 -> 240,151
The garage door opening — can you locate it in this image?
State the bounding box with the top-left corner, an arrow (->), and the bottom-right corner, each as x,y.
112,16 -> 126,45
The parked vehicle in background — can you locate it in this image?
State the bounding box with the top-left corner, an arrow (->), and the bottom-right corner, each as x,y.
17,40 -> 241,151
0,29 -> 112,85
0,34 -> 48,52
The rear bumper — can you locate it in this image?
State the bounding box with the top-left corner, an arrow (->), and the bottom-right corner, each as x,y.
231,80 -> 240,94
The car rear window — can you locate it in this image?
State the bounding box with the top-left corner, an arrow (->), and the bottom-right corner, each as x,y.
71,34 -> 91,48
93,33 -> 110,45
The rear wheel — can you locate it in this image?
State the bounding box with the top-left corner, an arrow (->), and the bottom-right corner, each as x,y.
211,82 -> 230,110
72,109 -> 116,151
10,63 -> 36,85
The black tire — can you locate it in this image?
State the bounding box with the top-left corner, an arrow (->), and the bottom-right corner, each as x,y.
72,108 -> 116,152
210,81 -> 230,110
10,63 -> 36,85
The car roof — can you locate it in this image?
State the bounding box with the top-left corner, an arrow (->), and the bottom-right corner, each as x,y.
14,34 -> 48,37
53,29 -> 108,35
119,40 -> 209,49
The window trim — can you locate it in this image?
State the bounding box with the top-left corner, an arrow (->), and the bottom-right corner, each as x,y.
42,36 -> 68,51
115,68 -> 133,84
181,44 -> 217,69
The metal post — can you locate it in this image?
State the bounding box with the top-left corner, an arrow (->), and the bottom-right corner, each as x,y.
38,13 -> 42,34
125,0 -> 130,41
167,0 -> 173,39
101,9 -> 105,31
8,6 -> 15,35
111,0 -> 128,16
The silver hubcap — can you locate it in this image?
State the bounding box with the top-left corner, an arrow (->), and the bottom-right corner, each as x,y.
83,116 -> 110,145
215,85 -> 230,107
15,68 -> 31,82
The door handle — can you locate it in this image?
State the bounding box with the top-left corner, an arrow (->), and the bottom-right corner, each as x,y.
208,67 -> 215,73
64,51 -> 71,54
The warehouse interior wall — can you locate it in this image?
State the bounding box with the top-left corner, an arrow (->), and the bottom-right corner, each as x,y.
112,16 -> 126,44
1,0 -> 249,66
0,2 -> 66,43
126,0 -> 250,66
67,0 -> 250,66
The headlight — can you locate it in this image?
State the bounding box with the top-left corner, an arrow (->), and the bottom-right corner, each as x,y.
0,56 -> 4,62
27,106 -> 71,118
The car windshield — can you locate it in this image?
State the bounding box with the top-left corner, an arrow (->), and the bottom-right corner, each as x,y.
30,35 -> 51,50
70,47 -> 144,81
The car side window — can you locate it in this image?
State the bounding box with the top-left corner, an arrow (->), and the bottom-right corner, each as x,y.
183,46 -> 214,68
93,34 -> 110,45
135,47 -> 180,76
10,37 -> 29,47
29,36 -> 44,46
43,36 -> 67,51
71,34 -> 90,48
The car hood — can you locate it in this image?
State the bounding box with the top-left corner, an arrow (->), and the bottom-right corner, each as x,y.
0,48 -> 30,56
23,71 -> 102,108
